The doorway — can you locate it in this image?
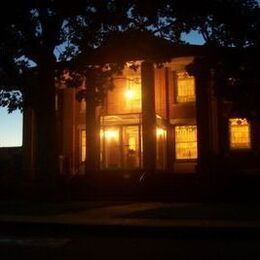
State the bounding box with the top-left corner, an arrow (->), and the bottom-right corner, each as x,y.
101,125 -> 141,169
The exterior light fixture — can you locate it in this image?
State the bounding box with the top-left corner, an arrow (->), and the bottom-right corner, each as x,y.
125,87 -> 135,100
156,128 -> 166,138
102,128 -> 119,140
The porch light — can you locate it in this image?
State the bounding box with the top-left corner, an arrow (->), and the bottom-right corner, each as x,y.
102,128 -> 119,140
156,128 -> 166,137
125,87 -> 135,100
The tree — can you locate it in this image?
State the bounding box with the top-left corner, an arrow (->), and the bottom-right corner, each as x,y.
187,47 -> 260,119
152,0 -> 260,47
156,0 -> 260,117
0,0 -> 130,177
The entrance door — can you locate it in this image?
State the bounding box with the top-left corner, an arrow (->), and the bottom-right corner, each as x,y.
101,125 -> 141,169
102,127 -> 121,168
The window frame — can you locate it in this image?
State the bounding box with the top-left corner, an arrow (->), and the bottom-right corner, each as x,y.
229,118 -> 252,151
174,71 -> 196,104
174,125 -> 198,161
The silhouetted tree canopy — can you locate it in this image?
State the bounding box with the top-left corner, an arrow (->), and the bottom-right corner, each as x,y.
0,0 -> 133,176
1,0 -> 259,109
187,47 -> 260,119
131,0 -> 260,47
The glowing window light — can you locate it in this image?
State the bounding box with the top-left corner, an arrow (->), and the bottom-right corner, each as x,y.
229,118 -> 251,149
128,136 -> 136,151
175,125 -> 197,159
81,130 -> 86,162
125,88 -> 135,99
156,128 -> 166,138
176,72 -> 196,103
125,77 -> 141,101
101,128 -> 119,141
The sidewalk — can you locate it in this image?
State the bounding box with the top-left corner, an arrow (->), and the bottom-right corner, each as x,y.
1,201 -> 260,233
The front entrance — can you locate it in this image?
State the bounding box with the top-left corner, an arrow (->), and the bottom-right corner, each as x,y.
100,125 -> 141,169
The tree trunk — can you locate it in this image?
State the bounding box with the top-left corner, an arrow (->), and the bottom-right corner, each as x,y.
34,58 -> 58,178
85,84 -> 99,174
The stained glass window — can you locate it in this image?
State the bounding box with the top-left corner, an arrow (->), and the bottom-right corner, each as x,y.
229,118 -> 251,149
176,72 -> 195,103
175,125 -> 197,159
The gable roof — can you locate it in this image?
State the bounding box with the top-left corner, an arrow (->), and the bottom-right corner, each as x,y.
76,30 -> 207,65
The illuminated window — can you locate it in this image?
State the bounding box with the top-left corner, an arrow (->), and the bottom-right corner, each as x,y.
81,130 -> 86,162
229,118 -> 251,149
123,126 -> 140,169
125,77 -> 141,110
102,128 -> 119,141
176,72 -> 195,103
100,127 -> 121,168
175,125 -> 197,159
